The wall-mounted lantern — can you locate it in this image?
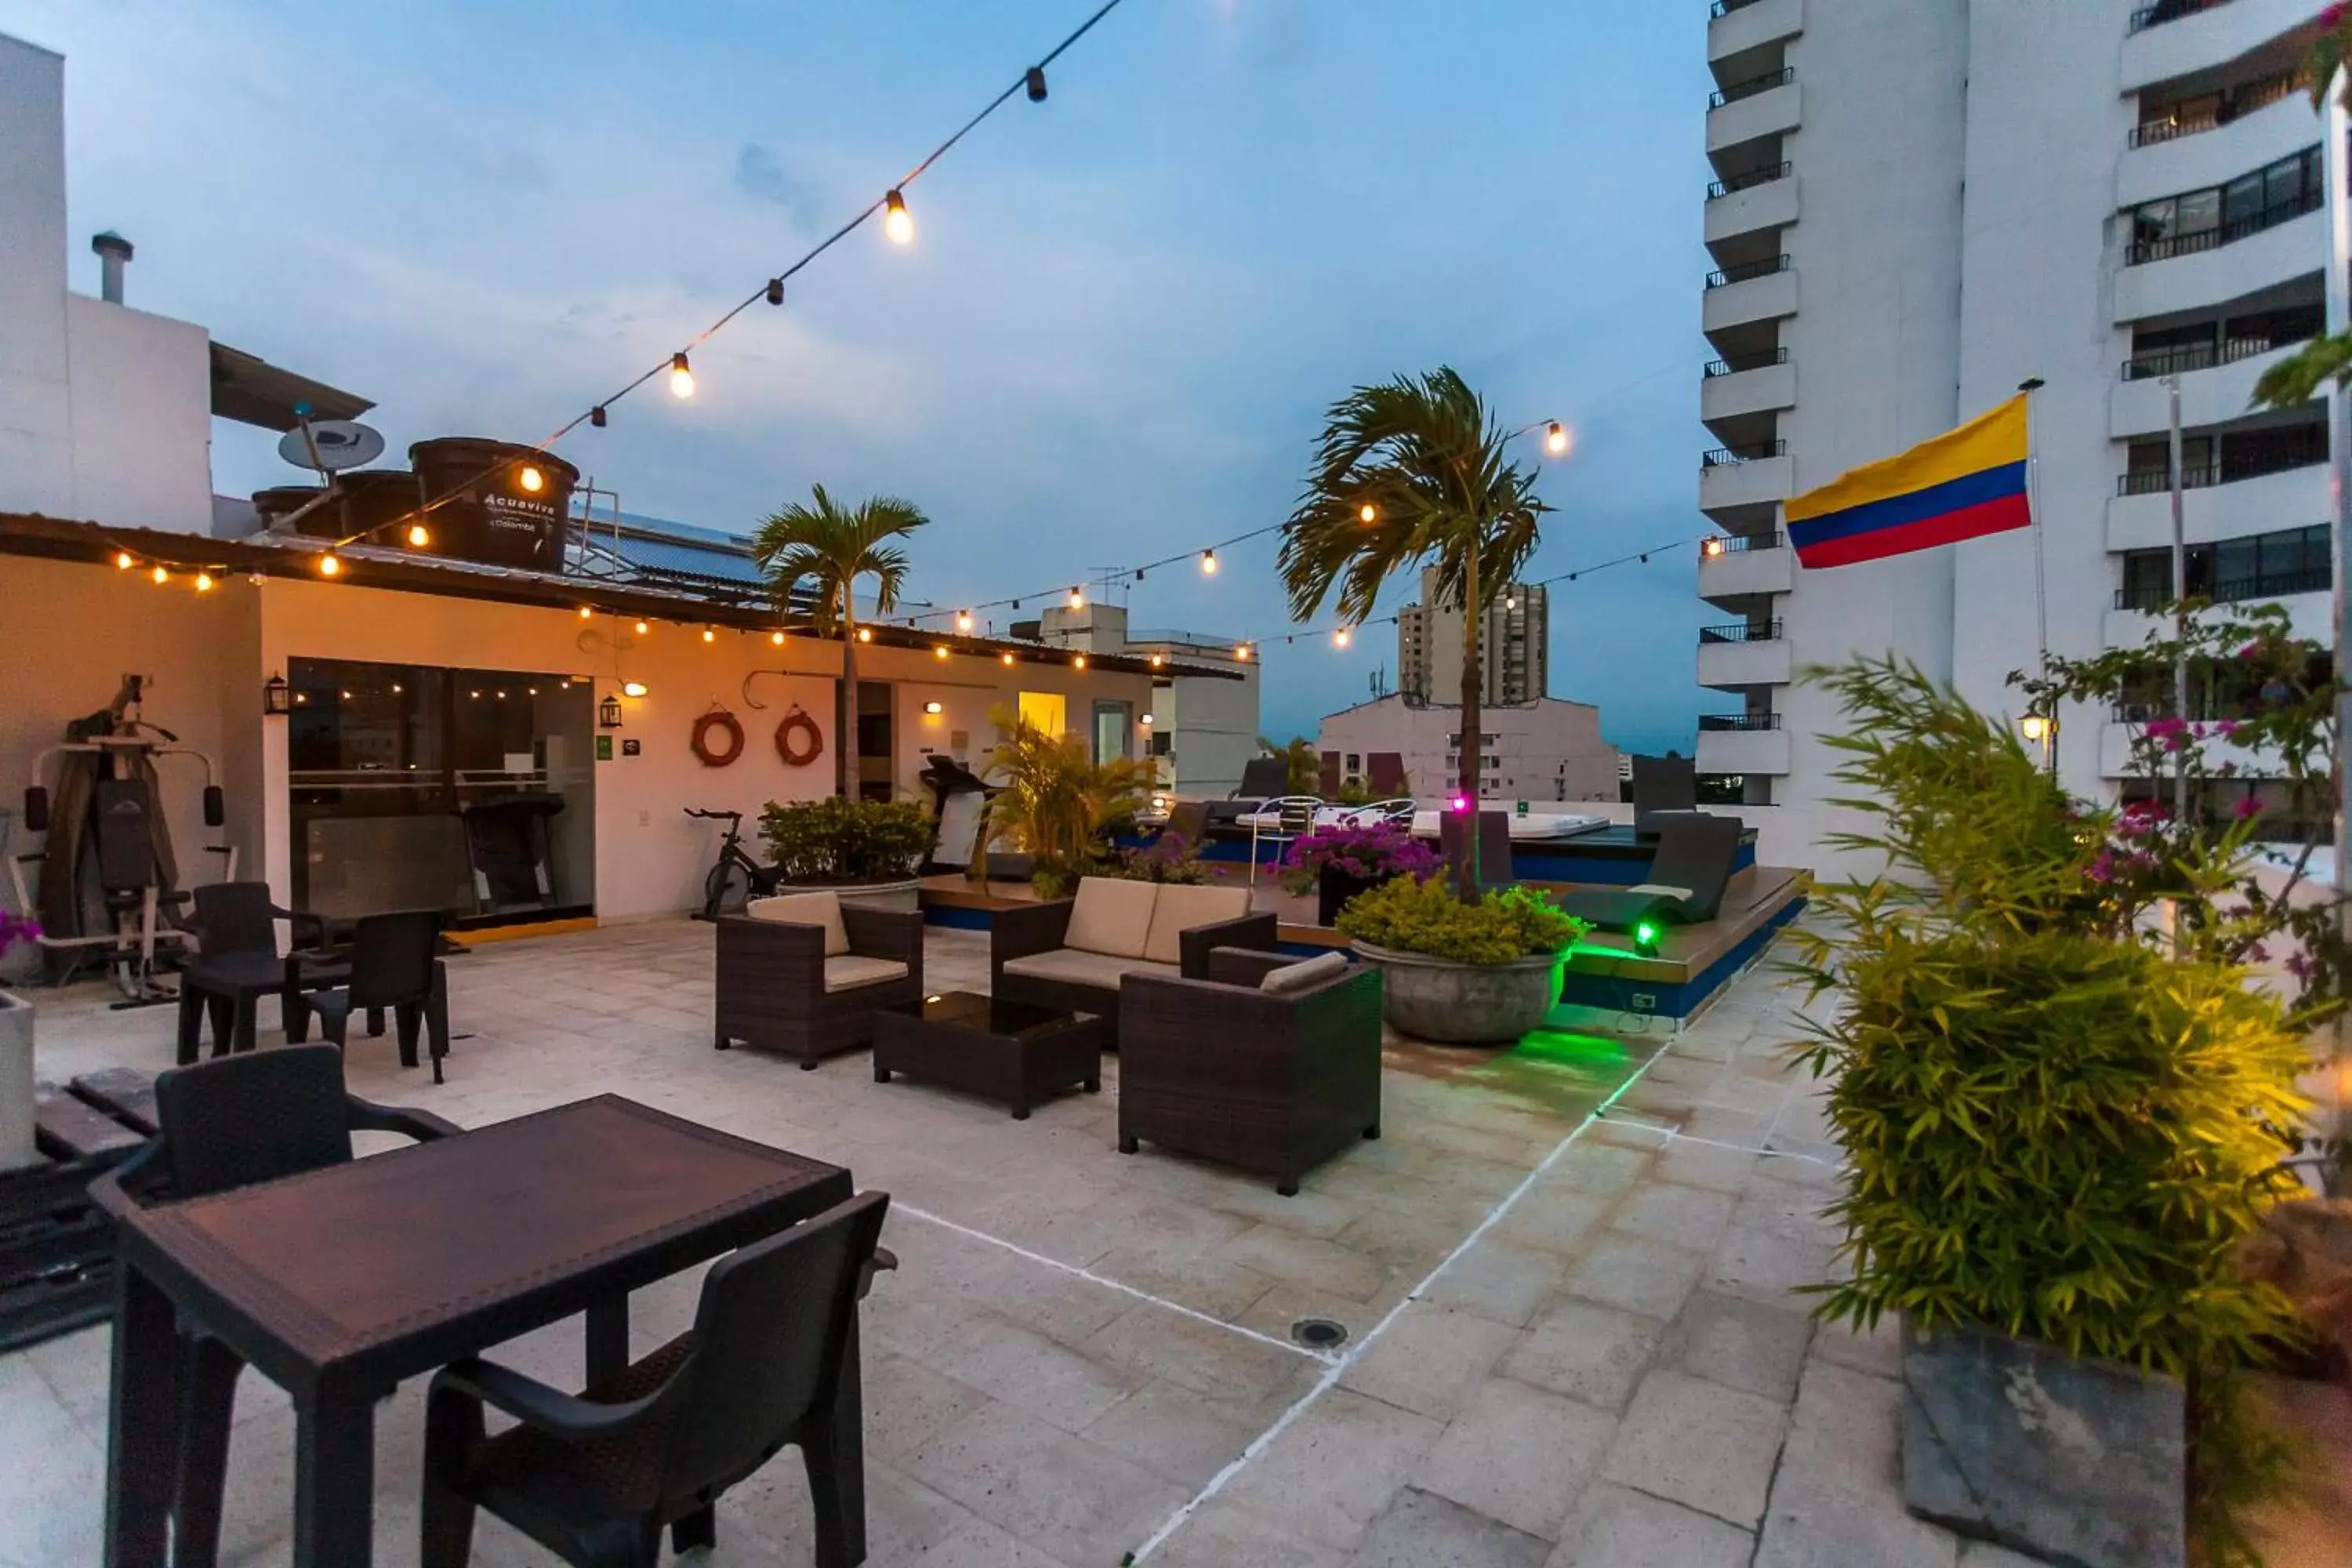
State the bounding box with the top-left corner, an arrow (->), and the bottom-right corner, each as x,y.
598,693 -> 623,729
923,701 -> 944,716
263,673 -> 292,716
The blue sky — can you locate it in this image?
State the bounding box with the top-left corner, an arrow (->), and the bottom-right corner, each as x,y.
10,0 -> 1722,751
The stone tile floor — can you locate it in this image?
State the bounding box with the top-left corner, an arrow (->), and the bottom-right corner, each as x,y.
5,918 -> 2350,1566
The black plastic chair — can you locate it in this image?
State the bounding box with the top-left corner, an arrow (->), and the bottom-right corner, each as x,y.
1559,813 -> 1746,933
421,1191 -> 892,1568
296,908 -> 452,1082
177,881 -> 343,1061
95,1045 -> 461,1568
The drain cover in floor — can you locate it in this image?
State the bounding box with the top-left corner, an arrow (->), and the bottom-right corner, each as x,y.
1291,1317 -> 1348,1351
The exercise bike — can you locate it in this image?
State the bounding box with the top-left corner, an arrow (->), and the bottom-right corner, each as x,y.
9,682 -> 234,1006
687,808 -> 781,921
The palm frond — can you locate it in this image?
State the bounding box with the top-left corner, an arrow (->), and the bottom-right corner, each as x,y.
752,485 -> 930,634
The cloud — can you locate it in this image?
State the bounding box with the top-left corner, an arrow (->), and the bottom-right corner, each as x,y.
732,143 -> 822,230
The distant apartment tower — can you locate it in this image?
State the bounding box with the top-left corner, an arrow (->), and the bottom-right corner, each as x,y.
1698,0 -> 2330,826
1396,568 -> 1549,706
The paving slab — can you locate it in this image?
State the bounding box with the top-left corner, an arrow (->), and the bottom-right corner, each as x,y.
1346,1485 -> 1554,1568
1599,1368 -> 1789,1530
1413,1375 -> 1617,1541
1546,1481 -> 1755,1568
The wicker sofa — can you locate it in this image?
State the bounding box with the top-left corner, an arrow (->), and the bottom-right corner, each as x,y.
713,892 -> 924,1068
990,878 -> 1277,1049
1117,948 -> 1384,1194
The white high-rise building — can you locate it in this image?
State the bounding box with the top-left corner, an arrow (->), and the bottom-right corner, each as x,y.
1397,568 -> 1550,706
1698,0 -> 2330,828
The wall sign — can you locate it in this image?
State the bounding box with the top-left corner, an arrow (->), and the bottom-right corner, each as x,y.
622,739 -> 642,757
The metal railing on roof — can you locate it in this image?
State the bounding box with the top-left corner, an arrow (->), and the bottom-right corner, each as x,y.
1699,713 -> 1782,731
1699,619 -> 1784,644
1703,440 -> 1788,466
1704,347 -> 1789,378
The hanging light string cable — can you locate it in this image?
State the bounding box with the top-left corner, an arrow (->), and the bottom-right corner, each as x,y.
898,521 -> 1290,626
322,0 -> 1135,555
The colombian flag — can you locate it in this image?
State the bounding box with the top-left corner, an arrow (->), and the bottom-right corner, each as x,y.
1786,395 -> 2031,569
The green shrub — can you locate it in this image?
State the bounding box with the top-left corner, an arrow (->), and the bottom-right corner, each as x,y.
760,797 -> 932,884
1335,875 -> 1585,965
1789,658 -> 2310,1381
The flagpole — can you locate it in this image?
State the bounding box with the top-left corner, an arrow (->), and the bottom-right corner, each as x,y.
2018,378 -> 2053,774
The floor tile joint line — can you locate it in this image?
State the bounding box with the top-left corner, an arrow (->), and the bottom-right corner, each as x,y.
1120,1034 -> 1683,1564
892,1202 -> 1333,1364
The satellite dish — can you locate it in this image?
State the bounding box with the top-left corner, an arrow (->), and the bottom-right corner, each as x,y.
278,419 -> 385,472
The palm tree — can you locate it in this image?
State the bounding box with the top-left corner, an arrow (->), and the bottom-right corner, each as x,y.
1278,367 -> 1549,900
752,485 -> 927,799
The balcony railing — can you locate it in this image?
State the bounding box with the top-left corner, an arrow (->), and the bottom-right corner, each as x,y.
1704,253 -> 1791,289
1699,620 -> 1784,644
2126,188 -> 2323,265
1709,66 -> 1793,110
2118,447 -> 2324,495
2128,0 -> 2232,32
1704,347 -> 1789,378
2128,72 -> 2298,147
2114,565 -> 2332,610
1699,713 -> 1782,731
2121,332 -> 2310,380
1709,0 -> 1769,15
1703,529 -> 1785,555
1704,440 -> 1788,466
1708,162 -> 1792,200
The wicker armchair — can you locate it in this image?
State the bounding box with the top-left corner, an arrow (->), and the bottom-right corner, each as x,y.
713,900 -> 924,1069
990,882 -> 1277,1050
1116,949 -> 1383,1194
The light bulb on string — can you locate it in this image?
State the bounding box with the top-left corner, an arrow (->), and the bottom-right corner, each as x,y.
702,627 -> 716,644
151,564 -> 170,585
1068,586 -> 1084,610
935,646 -> 949,660
194,571 -> 214,593
1234,642 -> 1250,662
1001,652 -> 1016,666
318,554 -> 341,578
579,605 -> 593,619
1545,422 -> 1570,456
771,630 -> 786,646
1334,628 -> 1351,648
634,620 -> 650,636
407,522 -> 430,547
956,609 -> 974,633
114,550 -> 135,571
1073,654 -> 1087,670
1359,503 -> 1377,524
857,627 -> 873,643
884,189 -> 914,245
1200,550 -> 1218,575
669,353 -> 695,399
518,466 -> 543,494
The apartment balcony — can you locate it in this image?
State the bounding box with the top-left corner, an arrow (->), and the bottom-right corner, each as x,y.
2105,459 -> 2327,551
1708,71 -> 1799,156
2122,0 -> 2323,95
1703,256 -> 1798,336
1709,0 -> 1802,63
2110,336 -> 2310,437
1705,165 -> 1798,246
1699,531 -> 1795,604
1700,441 -> 1794,520
2117,85 -> 2314,211
1701,350 -> 1796,429
1697,619 -> 1791,690
2114,205 -> 2323,324
2105,570 -> 2329,648
1696,717 -> 1791,777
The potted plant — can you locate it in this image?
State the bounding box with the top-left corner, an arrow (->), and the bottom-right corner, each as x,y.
1116,829 -> 1225,886
757,796 -> 933,913
1789,658 -> 2313,1568
1335,874 -> 1583,1044
978,706 -> 1156,899
1,911 -> 41,1173
1279,819 -> 1443,926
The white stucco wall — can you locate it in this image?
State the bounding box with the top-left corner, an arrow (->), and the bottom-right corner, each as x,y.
1315,695 -> 1621,805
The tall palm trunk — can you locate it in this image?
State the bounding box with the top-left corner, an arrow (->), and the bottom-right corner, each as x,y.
1456,542 -> 1482,902
838,580 -> 860,800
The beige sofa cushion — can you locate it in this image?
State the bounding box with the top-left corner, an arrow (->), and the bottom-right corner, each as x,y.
1142,884 -> 1253,965
746,891 -> 849,957
822,955 -> 908,993
1000,949 -> 1178,993
1063,878 -> 1157,959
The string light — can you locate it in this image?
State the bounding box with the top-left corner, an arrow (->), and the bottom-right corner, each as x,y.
150,564 -> 169,585
1001,652 -> 1016,666
857,627 -> 873,642
772,630 -> 786,646
1149,653 -> 1164,669
1068,586 -> 1085,609
702,627 -> 717,643
883,189 -> 914,245
407,522 -> 430,547
1073,653 -> 1087,670
1234,642 -> 1250,662
1359,503 -> 1377,524
1334,627 -> 1351,648
1200,549 -> 1218,575
194,571 -> 214,593
956,609 -> 974,632
318,554 -> 341,578
634,619 -> 650,635
1704,537 -> 1726,557
935,645 -> 950,660
114,550 -> 134,571
1545,421 -> 1570,456
518,465 -> 544,493
766,278 -> 784,306
579,605 -> 593,619
669,353 -> 695,399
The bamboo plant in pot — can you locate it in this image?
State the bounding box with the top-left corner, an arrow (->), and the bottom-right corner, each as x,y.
1788,659 -> 2312,1568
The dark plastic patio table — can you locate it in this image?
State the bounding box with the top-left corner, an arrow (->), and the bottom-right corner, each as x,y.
97,1095 -> 856,1566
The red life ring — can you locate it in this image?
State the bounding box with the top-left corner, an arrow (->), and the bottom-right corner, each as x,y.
775,707 -> 824,768
691,710 -> 746,768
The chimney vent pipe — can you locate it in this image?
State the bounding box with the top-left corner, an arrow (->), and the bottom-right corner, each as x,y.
91,231 -> 133,305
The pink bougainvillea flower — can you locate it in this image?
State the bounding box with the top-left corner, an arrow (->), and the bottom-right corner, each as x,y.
2234,795 -> 2261,820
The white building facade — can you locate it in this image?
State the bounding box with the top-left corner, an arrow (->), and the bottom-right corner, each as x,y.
1316,695 -> 1621,807
1699,0 -> 2330,824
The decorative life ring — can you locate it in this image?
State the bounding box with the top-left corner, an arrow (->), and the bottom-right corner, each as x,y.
775,706 -> 824,768
691,709 -> 746,768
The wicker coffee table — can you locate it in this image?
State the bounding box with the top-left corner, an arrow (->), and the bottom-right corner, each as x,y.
873,992 -> 1102,1120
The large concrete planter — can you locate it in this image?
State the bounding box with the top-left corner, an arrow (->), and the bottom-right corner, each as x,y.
0,990 -> 34,1174
777,877 -> 922,916
1901,1320 -> 2184,1568
1351,942 -> 1559,1044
